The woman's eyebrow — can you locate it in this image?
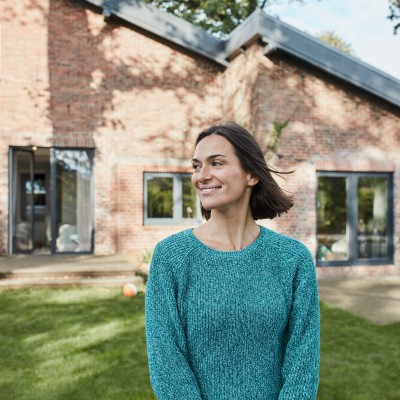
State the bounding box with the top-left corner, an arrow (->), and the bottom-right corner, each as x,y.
191,154 -> 227,163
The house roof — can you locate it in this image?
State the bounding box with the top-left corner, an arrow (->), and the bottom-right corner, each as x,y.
85,0 -> 400,108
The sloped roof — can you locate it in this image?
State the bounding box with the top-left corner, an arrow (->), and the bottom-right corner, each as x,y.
85,0 -> 400,108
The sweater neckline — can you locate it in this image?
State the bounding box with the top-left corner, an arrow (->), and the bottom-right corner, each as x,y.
188,225 -> 266,257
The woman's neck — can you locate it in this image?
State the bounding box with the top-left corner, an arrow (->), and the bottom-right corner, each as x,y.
194,209 -> 260,251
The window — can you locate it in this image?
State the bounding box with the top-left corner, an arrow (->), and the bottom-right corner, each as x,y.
144,173 -> 199,225
317,172 -> 393,266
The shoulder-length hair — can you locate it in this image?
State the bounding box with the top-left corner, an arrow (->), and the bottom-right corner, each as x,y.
194,122 -> 294,221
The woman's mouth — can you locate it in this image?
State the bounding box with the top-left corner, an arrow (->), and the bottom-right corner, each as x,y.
200,186 -> 221,194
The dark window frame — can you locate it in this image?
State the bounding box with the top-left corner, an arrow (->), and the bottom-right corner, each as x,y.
316,171 -> 394,267
143,172 -> 199,226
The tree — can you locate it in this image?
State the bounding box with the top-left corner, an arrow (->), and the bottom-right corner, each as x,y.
143,0 -> 304,36
316,31 -> 354,55
388,0 -> 400,34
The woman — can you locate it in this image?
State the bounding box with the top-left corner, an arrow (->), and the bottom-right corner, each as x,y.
145,122 -> 320,399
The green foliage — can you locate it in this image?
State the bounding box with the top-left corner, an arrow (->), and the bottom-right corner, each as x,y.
388,0 -> 400,34
143,0 -> 304,36
266,117 -> 290,158
316,31 -> 354,55
142,249 -> 153,264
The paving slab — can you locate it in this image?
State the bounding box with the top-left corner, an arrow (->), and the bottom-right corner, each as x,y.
318,276 -> 400,325
0,254 -> 144,290
0,254 -> 135,275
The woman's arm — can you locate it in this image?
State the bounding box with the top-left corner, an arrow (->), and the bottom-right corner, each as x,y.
279,250 -> 320,400
145,244 -> 203,399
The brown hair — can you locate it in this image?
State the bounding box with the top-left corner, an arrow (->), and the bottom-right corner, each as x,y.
195,122 -> 294,220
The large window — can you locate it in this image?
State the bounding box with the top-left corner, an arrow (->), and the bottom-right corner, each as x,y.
317,172 -> 393,266
144,173 -> 198,225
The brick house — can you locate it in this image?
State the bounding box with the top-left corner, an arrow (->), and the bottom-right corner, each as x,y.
1,0 -> 399,277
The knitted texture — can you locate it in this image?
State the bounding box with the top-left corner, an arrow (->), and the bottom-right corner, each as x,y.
145,226 -> 320,399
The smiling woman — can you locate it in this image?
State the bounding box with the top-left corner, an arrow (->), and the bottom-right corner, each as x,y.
145,122 -> 320,399
192,123 -> 294,222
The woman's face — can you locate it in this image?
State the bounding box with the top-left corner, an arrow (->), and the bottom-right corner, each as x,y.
191,134 -> 258,214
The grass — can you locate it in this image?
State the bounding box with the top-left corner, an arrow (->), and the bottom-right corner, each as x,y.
0,287 -> 399,400
319,302 -> 400,400
0,287 -> 155,400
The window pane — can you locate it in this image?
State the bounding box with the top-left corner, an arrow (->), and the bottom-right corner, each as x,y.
358,177 -> 388,259
317,177 -> 348,261
55,150 -> 93,252
182,176 -> 197,219
147,177 -> 173,218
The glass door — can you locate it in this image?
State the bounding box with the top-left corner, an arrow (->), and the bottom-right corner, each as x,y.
10,149 -> 35,253
51,149 -> 94,253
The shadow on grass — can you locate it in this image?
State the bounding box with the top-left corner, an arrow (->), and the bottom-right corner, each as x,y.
0,287 -> 156,400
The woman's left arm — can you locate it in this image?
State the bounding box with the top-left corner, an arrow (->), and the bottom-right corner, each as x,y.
279,250 -> 320,400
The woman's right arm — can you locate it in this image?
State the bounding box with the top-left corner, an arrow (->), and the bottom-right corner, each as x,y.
145,244 -> 202,399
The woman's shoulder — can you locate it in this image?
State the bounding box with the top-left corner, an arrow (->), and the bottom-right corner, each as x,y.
153,228 -> 195,258
261,226 -> 313,261
260,227 -> 316,283
150,229 -> 196,277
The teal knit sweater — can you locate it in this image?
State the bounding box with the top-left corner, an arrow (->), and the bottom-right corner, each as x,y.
145,226 -> 320,399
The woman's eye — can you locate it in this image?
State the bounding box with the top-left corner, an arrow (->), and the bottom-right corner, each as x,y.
212,160 -> 222,166
192,164 -> 201,171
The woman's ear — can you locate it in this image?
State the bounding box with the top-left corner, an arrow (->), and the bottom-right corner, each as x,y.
247,173 -> 259,187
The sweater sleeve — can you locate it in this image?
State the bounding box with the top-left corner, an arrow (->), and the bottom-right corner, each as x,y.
279,250 -> 320,400
145,243 -> 203,399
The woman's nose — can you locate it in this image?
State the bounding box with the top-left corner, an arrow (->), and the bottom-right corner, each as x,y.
196,165 -> 212,182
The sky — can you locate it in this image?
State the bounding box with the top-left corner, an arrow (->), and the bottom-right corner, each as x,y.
266,0 -> 400,80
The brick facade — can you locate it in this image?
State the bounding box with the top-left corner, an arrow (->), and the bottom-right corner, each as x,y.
1,0 -> 399,277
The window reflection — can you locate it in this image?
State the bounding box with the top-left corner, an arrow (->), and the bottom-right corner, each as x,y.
317,177 -> 348,261
147,177 -> 173,218
182,176 -> 197,219
358,178 -> 388,259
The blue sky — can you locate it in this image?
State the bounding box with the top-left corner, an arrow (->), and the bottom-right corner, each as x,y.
266,0 -> 400,80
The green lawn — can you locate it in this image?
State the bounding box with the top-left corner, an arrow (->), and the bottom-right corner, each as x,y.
0,287 -> 399,400
0,287 -> 155,400
319,302 -> 400,400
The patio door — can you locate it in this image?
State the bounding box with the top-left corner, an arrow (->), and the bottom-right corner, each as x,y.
10,147 -> 94,254
10,149 -> 35,253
